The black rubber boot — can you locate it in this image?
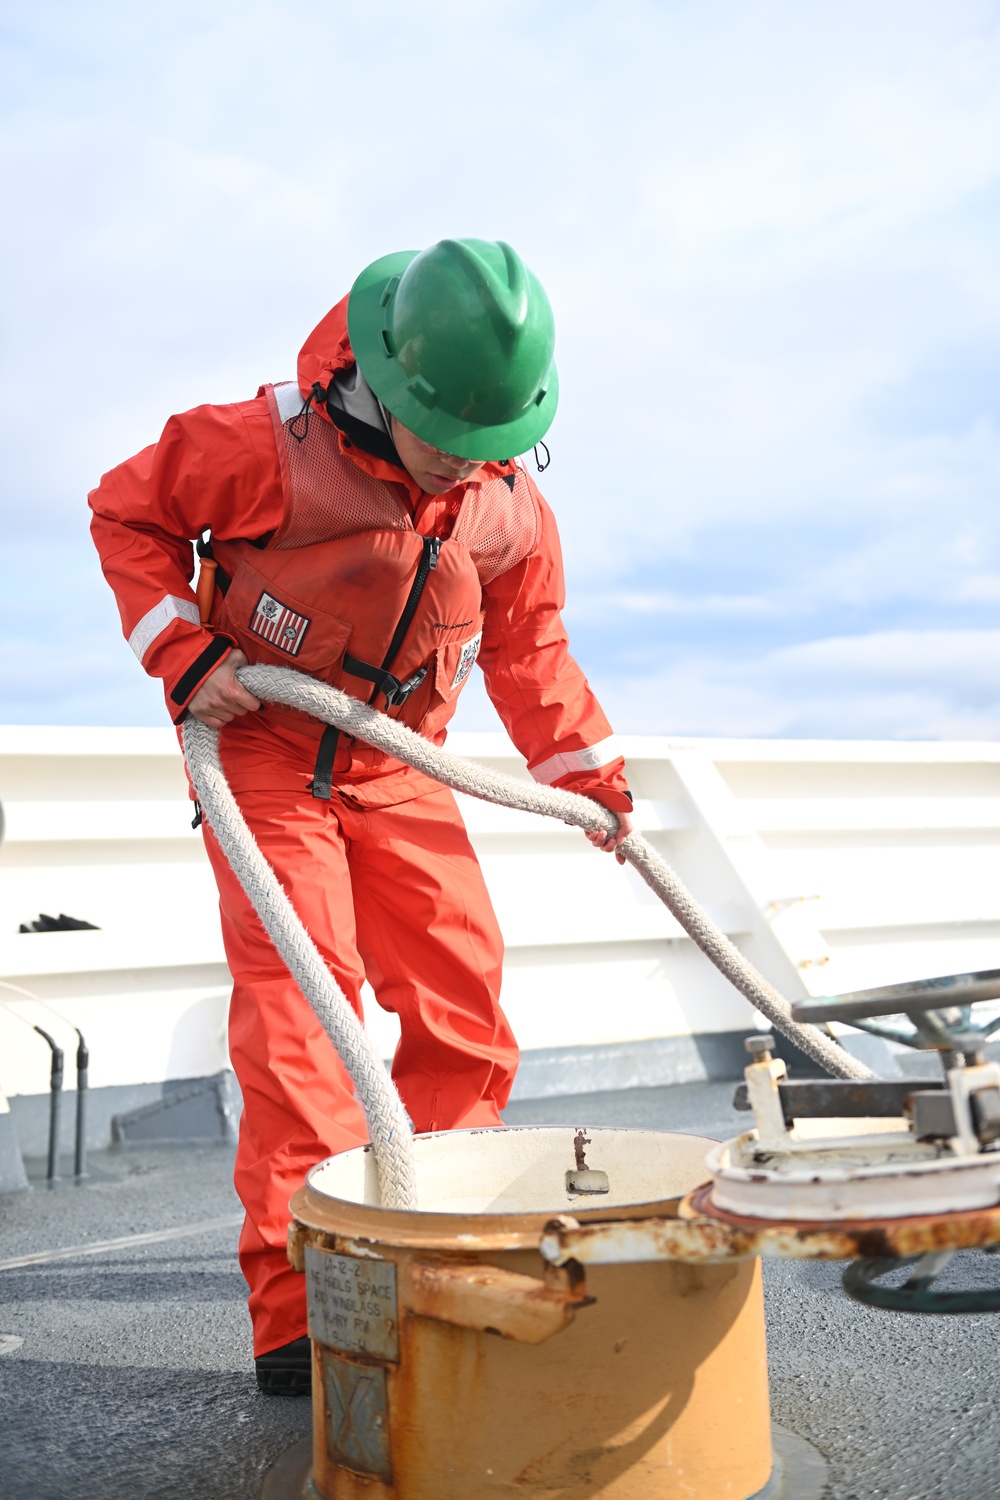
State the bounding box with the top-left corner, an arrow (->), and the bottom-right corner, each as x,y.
255,1335 -> 313,1396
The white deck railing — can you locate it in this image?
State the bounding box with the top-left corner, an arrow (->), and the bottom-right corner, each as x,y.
2,727 -> 999,1104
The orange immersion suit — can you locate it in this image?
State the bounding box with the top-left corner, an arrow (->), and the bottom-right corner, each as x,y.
89,296 -> 631,1355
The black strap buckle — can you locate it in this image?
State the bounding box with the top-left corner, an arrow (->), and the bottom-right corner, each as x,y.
383,665 -> 428,708
343,653 -> 428,709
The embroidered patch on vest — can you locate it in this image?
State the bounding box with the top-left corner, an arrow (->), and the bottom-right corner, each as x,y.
250,592 -> 310,656
451,632 -> 482,690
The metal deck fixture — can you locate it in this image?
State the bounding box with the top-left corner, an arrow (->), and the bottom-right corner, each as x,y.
73,1028 -> 88,1180
32,1026 -> 63,1184
284,1126 -> 826,1500
693,973 -> 1000,1312
16,1011 -> 88,1185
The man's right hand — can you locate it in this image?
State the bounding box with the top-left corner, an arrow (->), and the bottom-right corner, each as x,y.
187,649 -> 261,729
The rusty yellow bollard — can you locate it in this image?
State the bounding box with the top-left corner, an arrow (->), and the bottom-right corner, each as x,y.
286,1126 -> 773,1499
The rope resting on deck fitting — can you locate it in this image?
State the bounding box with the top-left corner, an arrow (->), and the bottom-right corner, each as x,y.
182,665 -> 873,1208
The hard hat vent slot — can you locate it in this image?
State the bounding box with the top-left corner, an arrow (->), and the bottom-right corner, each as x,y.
407,375 -> 438,409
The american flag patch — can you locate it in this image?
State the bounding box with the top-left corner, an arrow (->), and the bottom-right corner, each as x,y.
249,592 -> 310,657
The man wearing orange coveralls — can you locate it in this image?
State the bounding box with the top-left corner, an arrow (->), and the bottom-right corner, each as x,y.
89,238 -> 633,1393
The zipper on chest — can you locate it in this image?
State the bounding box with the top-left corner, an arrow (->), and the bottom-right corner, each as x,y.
381,534 -> 441,671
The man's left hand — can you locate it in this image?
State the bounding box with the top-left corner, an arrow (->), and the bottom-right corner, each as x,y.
584,810 -> 634,864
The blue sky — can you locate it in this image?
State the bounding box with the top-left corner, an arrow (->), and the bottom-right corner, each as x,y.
2,0 -> 1000,737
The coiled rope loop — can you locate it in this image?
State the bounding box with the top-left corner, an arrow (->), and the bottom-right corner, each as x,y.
183,665 -> 873,1208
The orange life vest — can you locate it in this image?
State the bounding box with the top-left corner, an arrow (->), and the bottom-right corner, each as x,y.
209,383 -> 539,781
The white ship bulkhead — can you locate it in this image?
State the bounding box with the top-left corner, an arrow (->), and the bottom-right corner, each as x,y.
2,728 -> 1000,1162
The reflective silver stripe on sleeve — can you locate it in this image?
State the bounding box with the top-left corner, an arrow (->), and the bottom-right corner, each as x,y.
273,380 -> 304,423
128,596 -> 201,662
529,736 -> 622,786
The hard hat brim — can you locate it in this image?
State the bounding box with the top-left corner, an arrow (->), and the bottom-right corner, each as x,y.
347,250 -> 559,463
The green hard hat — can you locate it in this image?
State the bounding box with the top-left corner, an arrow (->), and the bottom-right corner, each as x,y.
347,238 -> 558,462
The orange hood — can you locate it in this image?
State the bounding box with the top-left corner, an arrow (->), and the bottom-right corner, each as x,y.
296,295 -> 355,417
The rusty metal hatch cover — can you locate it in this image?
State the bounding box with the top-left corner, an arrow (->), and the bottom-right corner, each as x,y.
305,1246 -> 399,1360
321,1350 -> 392,1482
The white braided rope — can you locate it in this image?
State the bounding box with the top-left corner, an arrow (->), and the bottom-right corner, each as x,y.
234,665 -> 873,1084
182,715 -> 419,1210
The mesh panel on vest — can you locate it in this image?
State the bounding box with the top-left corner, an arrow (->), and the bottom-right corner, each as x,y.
451,470 -> 538,585
274,410 -> 410,549
269,390 -> 538,581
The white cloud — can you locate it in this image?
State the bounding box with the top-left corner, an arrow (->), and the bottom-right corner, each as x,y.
3,1 -> 1000,738
585,590 -> 778,619
586,629 -> 1000,739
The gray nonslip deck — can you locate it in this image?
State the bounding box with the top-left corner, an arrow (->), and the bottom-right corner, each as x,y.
1,1082 -> 998,1500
